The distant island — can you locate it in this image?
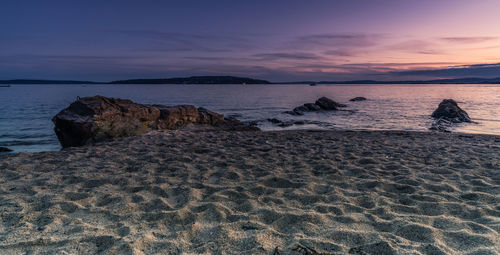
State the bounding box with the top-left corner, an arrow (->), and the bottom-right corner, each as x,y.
2,76 -> 500,85
109,76 -> 271,84
0,79 -> 103,84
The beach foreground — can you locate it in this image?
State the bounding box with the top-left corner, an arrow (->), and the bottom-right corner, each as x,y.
0,129 -> 499,254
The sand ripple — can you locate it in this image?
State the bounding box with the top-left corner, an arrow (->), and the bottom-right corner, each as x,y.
0,130 -> 499,254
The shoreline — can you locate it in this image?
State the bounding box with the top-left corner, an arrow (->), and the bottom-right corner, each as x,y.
3,128 -> 500,155
1,129 -> 499,254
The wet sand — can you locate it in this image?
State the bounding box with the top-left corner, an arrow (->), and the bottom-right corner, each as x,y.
0,129 -> 499,254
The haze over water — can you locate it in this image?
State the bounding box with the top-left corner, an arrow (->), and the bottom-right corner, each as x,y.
0,83 -> 499,152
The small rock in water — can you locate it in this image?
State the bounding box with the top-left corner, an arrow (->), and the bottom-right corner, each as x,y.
430,99 -> 471,132
349,97 -> 367,101
292,105 -> 309,115
267,118 -> 281,124
286,96 -> 346,115
315,97 -> 343,110
303,103 -> 322,111
431,99 -> 471,123
0,147 -> 13,152
278,122 -> 293,127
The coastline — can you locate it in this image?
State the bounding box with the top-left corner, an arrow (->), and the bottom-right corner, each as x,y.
0,129 -> 499,254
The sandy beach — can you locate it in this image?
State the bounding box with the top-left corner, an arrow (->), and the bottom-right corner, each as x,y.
0,129 -> 499,254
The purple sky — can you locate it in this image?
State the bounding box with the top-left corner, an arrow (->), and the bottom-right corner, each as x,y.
1,0 -> 500,81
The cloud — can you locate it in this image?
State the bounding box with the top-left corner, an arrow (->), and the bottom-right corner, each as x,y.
395,63 -> 500,78
289,33 -> 383,49
323,49 -> 357,57
389,40 -> 444,55
440,37 -> 498,44
118,29 -> 253,53
252,52 -> 322,60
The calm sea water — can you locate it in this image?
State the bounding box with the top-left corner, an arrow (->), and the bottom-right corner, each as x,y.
0,84 -> 499,152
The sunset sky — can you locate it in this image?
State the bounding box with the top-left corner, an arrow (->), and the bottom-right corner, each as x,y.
1,0 -> 500,81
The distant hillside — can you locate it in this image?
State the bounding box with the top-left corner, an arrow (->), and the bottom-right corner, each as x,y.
110,76 -> 271,84
0,80 -> 102,84
3,76 -> 500,85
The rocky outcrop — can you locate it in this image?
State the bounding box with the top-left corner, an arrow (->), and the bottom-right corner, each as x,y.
349,97 -> 367,102
286,97 -> 346,115
431,99 -> 471,122
430,99 -> 471,132
53,96 -> 258,148
315,97 -> 346,110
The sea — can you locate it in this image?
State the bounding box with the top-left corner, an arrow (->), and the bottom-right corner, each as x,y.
1,84 -> 499,152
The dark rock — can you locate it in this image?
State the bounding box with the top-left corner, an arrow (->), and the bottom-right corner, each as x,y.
303,103 -> 322,111
430,99 -> 471,132
267,118 -> 304,127
247,121 -> 259,126
315,97 -> 342,110
292,105 -> 309,115
53,95 -> 258,147
267,118 -> 281,124
0,147 -> 13,152
278,122 -> 293,127
286,97 -> 346,115
284,110 -> 302,116
349,97 -> 367,102
431,99 -> 471,123
217,117 -> 260,131
429,118 -> 452,132
270,120 -> 318,128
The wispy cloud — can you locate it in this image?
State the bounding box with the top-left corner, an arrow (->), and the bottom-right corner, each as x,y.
440,36 -> 498,44
389,40 -> 444,55
323,49 -> 358,57
292,33 -> 383,48
118,29 -> 254,53
395,63 -> 500,78
253,52 -> 322,60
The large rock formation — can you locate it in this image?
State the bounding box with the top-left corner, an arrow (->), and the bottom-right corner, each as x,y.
286,97 -> 346,115
53,96 -> 258,148
430,99 -> 471,132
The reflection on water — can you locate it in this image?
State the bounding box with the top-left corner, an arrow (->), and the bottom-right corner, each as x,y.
0,84 -> 499,152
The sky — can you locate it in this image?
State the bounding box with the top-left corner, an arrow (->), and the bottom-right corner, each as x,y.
1,0 -> 500,82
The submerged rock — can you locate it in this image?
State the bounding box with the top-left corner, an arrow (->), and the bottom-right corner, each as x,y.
430,99 -> 471,132
267,118 -> 281,124
286,97 -> 346,115
267,118 -> 321,128
430,118 -> 453,132
53,95 -> 258,147
0,147 -> 13,152
291,105 -> 309,115
349,97 -> 367,102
